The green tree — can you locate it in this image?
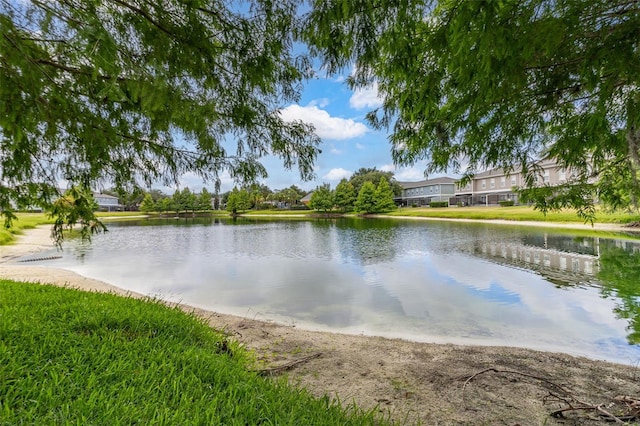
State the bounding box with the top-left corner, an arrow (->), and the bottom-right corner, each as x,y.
198,188 -> 213,211
245,183 -> 272,209
354,181 -> 377,214
349,168 -> 402,197
157,197 -> 174,214
305,0 -> 640,220
139,193 -> 156,213
271,185 -> 306,207
374,178 -> 397,213
172,188 -> 198,214
1,0 -> 320,241
334,178 -> 356,213
309,184 -> 334,212
49,187 -> 105,246
226,187 -> 251,215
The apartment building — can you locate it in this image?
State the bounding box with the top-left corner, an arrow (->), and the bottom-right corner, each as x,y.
93,193 -> 122,211
397,159 -> 573,207
396,177 -> 457,206
451,159 -> 572,206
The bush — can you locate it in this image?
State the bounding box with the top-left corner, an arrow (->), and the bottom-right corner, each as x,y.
430,201 -> 449,208
499,200 -> 515,207
255,203 -> 276,210
289,204 -> 310,210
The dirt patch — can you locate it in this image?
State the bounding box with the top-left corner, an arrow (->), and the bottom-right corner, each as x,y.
2,227 -> 639,425
194,312 -> 639,425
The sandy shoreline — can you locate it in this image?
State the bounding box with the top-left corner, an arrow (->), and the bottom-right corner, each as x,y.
2,224 -> 639,425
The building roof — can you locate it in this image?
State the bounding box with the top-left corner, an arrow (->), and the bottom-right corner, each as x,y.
93,192 -> 119,200
300,192 -> 313,203
398,177 -> 457,189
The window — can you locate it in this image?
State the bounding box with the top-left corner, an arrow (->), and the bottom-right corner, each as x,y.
481,180 -> 486,189
511,176 -> 517,186
500,177 -> 506,188
490,178 -> 495,189
543,170 -> 550,182
434,186 -> 439,193
559,169 -> 566,181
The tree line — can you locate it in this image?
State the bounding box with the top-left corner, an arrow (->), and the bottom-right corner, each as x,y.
129,184 -> 308,215
105,167 -> 401,215
309,177 -> 396,214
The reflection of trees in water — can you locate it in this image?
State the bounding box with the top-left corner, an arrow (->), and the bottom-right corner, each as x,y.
333,218 -> 400,264
598,244 -> 640,344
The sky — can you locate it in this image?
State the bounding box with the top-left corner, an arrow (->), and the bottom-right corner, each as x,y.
166,71 -> 437,195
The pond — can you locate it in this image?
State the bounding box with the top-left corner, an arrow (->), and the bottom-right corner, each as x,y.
23,217 -> 640,364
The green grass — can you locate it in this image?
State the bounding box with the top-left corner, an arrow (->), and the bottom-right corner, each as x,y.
385,205 -> 640,224
0,213 -> 54,246
0,280 -> 386,425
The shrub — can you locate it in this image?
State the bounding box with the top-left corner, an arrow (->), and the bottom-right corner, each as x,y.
256,203 -> 275,210
499,200 -> 515,207
289,204 -> 310,210
430,201 -> 449,208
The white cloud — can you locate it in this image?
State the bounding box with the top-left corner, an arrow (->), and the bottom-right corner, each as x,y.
394,167 -> 426,181
279,104 -> 369,140
323,168 -> 353,181
330,147 -> 342,155
380,164 -> 396,173
355,143 -> 365,150
309,98 -> 330,108
349,82 -> 383,110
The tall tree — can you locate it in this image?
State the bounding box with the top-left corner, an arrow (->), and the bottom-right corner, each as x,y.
139,193 -> 156,213
226,187 -> 251,215
354,181 -> 377,214
333,178 -> 356,212
374,177 -> 397,213
198,188 -> 213,211
309,183 -> 334,212
349,168 -> 402,197
305,0 -> 640,220
0,0 -> 320,241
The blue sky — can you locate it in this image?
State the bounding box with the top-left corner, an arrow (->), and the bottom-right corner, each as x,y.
170,71 -> 435,195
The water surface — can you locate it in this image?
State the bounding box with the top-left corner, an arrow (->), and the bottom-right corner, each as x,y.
25,217 -> 640,364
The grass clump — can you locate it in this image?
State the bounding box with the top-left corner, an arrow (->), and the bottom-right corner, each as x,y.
0,280 -> 384,425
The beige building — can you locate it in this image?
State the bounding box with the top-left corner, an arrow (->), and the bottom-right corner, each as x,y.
396,159 -> 575,207
452,159 -> 573,206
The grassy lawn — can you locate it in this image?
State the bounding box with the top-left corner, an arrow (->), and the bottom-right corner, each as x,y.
0,213 -> 54,246
0,280 -> 385,425
385,205 -> 640,224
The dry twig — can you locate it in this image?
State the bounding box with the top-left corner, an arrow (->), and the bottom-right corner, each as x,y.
463,368 -> 637,423
256,352 -> 322,377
